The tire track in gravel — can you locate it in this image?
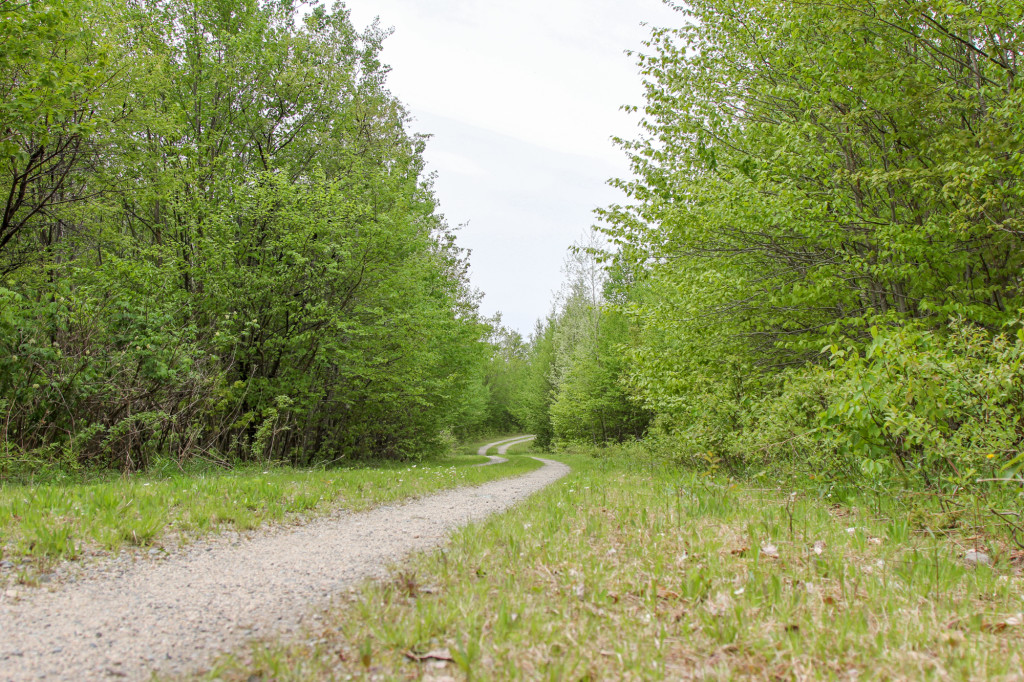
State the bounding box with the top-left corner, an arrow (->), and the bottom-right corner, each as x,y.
0,447 -> 566,681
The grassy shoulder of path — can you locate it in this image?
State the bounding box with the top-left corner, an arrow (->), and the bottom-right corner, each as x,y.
0,437 -> 540,577
207,445 -> 1024,681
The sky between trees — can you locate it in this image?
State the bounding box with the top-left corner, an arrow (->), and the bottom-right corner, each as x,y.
345,0 -> 682,334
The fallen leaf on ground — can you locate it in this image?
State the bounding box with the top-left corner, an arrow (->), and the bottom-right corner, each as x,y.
404,649 -> 454,663
761,543 -> 779,559
705,644 -> 739,666
704,592 -> 734,617
943,630 -> 965,647
813,540 -> 826,555
944,616 -> 966,631
657,587 -> 680,600
982,614 -> 1023,632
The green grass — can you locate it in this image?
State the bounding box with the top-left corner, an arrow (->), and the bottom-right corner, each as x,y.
205,446 -> 1024,681
0,438 -> 541,569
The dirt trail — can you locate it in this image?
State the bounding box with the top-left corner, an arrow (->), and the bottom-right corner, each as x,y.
476,435 -> 536,465
0,448 -> 565,681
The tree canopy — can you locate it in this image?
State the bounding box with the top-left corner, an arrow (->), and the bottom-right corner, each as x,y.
515,0 -> 1024,501
0,0 -> 497,472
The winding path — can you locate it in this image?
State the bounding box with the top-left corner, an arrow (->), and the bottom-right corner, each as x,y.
0,441 -> 565,681
475,435 -> 537,465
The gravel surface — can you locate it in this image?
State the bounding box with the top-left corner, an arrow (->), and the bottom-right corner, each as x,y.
0,454 -> 567,681
475,436 -> 536,466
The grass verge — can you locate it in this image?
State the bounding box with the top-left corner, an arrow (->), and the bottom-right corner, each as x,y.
0,438 -> 540,572
206,446 -> 1024,681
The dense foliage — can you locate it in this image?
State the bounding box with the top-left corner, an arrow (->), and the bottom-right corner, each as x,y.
7,0 -> 1023,501
604,0 -> 1024,490
0,0 -> 497,473
505,244 -> 650,448
517,0 -> 1024,512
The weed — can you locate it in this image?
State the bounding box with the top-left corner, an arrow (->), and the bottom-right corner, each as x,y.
21,519 -> 77,559
451,626 -> 482,681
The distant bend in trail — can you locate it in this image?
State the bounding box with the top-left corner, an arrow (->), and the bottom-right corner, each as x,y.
0,449 -> 566,681
477,435 -> 536,465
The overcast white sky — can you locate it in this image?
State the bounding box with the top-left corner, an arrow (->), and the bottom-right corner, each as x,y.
344,0 -> 681,335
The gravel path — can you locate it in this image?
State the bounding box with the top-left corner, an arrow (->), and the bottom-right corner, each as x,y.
475,435 -> 536,466
0,452 -> 567,681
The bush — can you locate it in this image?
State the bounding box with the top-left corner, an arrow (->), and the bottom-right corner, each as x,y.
819,319 -> 1024,494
